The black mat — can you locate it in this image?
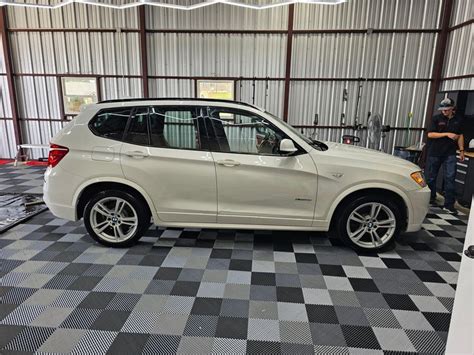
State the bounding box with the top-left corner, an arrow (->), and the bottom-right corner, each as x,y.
0,194 -> 47,233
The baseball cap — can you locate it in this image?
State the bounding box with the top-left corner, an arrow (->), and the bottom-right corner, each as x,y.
438,97 -> 455,110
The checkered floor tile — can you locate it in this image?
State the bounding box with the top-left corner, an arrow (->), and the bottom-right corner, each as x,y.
0,164 -> 45,195
0,165 -> 469,354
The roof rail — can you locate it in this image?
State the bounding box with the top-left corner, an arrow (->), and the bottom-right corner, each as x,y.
97,97 -> 262,111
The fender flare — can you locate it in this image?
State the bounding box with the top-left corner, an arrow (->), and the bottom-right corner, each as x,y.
72,177 -> 161,222
325,182 -> 414,224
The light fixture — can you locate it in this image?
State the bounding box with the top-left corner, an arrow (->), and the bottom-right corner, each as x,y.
0,0 -> 347,11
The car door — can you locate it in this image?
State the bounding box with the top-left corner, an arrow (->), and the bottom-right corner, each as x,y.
204,106 -> 318,227
120,106 -> 217,223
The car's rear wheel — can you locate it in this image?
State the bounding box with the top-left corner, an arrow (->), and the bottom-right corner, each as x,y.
84,190 -> 150,247
335,195 -> 402,251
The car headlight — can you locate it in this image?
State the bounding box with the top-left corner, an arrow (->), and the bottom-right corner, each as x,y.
410,171 -> 427,187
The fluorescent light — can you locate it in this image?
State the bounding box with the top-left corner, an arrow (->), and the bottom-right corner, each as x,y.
0,0 -> 347,10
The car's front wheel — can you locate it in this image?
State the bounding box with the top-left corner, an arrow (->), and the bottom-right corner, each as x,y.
335,195 -> 402,251
83,190 -> 150,247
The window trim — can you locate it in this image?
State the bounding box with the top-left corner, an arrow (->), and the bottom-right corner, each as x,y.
123,106 -> 151,146
88,104 -> 307,156
121,105 -> 209,152
202,106 -> 307,156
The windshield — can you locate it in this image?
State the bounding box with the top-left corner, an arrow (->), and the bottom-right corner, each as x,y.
265,111 -> 327,150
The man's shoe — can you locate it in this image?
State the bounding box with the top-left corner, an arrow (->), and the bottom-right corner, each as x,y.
442,206 -> 458,215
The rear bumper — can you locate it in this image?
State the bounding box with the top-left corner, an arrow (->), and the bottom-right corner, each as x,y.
43,166 -> 80,221
43,197 -> 77,221
405,186 -> 431,232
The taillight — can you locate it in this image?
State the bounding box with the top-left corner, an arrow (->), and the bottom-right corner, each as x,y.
48,144 -> 69,168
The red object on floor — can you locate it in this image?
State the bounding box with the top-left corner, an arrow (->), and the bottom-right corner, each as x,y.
0,159 -> 13,165
25,161 -> 48,166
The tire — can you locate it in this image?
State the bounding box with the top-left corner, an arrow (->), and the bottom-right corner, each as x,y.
83,190 -> 150,247
334,194 -> 402,252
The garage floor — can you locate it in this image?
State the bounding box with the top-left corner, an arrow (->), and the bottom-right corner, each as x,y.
0,164 -> 468,354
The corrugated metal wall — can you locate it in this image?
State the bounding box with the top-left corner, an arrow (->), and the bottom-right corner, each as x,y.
146,2 -> 288,30
441,24 -> 473,91
3,2 -> 141,158
0,0 -> 472,159
291,33 -> 436,79
289,26 -> 437,152
440,0 -> 473,92
147,33 -> 286,77
450,0 -> 473,26
7,1 -> 138,29
1,31 -> 18,158
294,0 -> 442,29
236,80 -> 285,118
10,31 -> 141,75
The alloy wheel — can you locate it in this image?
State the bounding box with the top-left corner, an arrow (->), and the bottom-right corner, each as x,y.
90,197 -> 138,243
346,202 -> 397,249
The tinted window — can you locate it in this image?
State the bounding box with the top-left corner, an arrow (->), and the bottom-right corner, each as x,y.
89,107 -> 132,140
205,107 -> 287,155
150,107 -> 200,150
124,107 -> 149,145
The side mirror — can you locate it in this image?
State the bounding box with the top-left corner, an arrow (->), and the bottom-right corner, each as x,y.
279,139 -> 298,155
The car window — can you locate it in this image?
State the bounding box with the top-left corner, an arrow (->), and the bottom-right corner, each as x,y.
150,106 -> 200,150
89,107 -> 133,140
204,107 -> 287,155
124,107 -> 149,146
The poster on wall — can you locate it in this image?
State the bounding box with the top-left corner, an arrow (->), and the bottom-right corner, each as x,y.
62,77 -> 98,115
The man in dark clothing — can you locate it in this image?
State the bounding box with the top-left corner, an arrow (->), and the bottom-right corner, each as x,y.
426,98 -> 465,215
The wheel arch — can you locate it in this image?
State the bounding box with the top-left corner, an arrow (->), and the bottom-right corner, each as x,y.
74,178 -> 156,222
328,186 -> 410,232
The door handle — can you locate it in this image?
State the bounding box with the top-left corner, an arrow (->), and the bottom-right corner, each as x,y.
124,151 -> 149,159
216,159 -> 241,167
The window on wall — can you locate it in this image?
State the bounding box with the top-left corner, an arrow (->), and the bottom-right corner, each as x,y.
62,77 -> 98,115
197,80 -> 235,121
197,80 -> 234,101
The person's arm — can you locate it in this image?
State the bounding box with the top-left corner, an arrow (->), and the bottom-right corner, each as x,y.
428,132 -> 446,138
427,117 -> 447,139
427,132 -> 459,139
458,134 -> 465,161
427,116 -> 460,140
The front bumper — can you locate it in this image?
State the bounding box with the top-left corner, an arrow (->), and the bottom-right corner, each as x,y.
405,186 -> 431,232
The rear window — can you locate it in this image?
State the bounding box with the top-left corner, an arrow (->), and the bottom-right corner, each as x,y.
89,107 -> 133,140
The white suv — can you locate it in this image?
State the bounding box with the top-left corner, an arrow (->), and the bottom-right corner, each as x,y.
44,98 -> 430,251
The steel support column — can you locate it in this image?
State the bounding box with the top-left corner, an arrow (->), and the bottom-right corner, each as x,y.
139,5 -> 149,98
425,0 -> 454,131
0,7 -> 22,147
282,4 -> 294,122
